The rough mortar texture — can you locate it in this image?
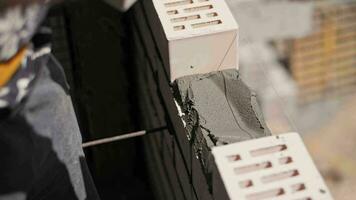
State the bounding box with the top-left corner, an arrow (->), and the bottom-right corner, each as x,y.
173,69 -> 271,185
174,69 -> 270,145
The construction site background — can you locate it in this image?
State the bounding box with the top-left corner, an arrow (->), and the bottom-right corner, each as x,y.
226,0 -> 356,199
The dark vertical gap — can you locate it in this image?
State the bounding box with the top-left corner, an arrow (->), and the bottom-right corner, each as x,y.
46,0 -> 155,199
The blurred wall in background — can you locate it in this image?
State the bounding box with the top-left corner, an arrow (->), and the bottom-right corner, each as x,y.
226,0 -> 356,199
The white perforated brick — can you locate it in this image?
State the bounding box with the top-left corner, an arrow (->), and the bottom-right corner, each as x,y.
212,133 -> 333,200
145,0 -> 239,82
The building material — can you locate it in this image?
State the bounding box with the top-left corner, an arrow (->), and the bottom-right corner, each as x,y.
132,1 -> 271,199
173,68 -> 271,199
132,3 -> 198,199
212,133 -> 333,200
143,0 -> 239,82
130,1 -> 333,200
174,69 -> 270,147
288,2 -> 356,104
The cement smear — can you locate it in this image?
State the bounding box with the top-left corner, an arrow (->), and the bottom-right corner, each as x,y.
173,69 -> 270,147
173,69 -> 271,192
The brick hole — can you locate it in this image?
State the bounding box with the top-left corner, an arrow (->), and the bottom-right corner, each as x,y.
261,169 -> 299,184
250,144 -> 287,157
184,5 -> 213,13
170,14 -> 201,23
167,10 -> 179,15
239,180 -> 253,189
206,12 -> 218,17
164,0 -> 193,8
246,188 -> 285,200
227,154 -> 241,162
279,156 -> 293,165
234,161 -> 272,175
191,19 -> 222,29
291,183 -> 306,193
174,25 -> 185,31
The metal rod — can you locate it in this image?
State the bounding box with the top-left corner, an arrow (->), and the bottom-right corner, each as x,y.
82,127 -> 166,148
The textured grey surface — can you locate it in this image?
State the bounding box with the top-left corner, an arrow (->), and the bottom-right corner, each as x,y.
173,69 -> 271,196
174,69 -> 270,147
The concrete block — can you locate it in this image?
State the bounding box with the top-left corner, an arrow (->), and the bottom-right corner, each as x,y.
132,3 -> 162,73
162,137 -> 186,200
144,135 -> 176,200
143,0 -> 239,82
156,60 -> 193,175
191,150 -> 214,200
174,138 -> 196,200
133,3 -> 194,176
162,131 -> 174,156
212,133 -> 334,200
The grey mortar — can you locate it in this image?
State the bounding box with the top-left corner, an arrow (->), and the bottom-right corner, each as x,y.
174,68 -> 270,146
173,69 -> 271,189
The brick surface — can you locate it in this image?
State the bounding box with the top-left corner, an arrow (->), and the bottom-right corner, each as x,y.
212,133 -> 333,200
143,0 -> 239,82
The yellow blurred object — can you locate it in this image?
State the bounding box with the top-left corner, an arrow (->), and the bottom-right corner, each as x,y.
323,19 -> 336,55
0,47 -> 27,87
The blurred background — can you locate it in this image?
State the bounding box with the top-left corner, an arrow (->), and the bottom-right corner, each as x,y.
225,0 -> 356,199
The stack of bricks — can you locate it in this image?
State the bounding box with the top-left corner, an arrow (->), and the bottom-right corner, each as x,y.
130,0 -> 333,199
289,1 -> 356,104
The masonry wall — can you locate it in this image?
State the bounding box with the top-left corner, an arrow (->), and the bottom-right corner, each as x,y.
130,1 -> 270,199
48,0 -> 271,199
289,2 -> 356,104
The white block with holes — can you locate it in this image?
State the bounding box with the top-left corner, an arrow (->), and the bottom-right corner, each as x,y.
212,133 -> 333,200
146,0 -> 239,82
